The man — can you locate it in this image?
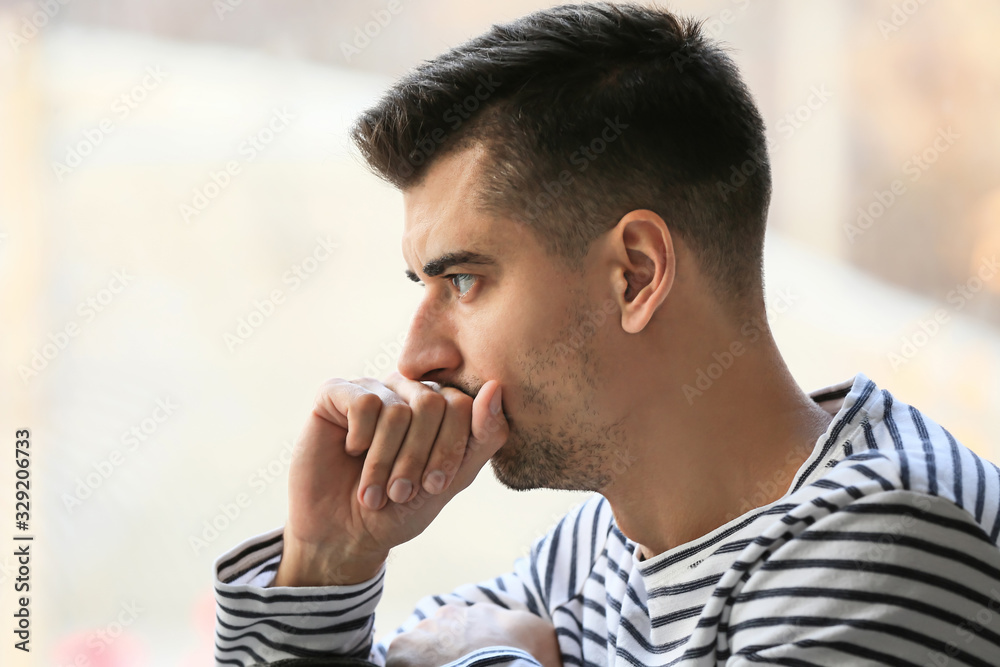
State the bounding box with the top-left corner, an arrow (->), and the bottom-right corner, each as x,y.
214,3 -> 1000,666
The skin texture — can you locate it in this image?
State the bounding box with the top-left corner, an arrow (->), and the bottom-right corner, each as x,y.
400,148 -> 632,493
396,143 -> 834,558
273,141 -> 835,664
386,603 -> 562,667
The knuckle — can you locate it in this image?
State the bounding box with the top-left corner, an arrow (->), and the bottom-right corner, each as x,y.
390,454 -> 422,477
437,440 -> 468,473
411,390 -> 446,414
364,456 -> 394,480
381,402 -> 412,429
444,390 -> 474,413
444,431 -> 471,455
351,376 -> 384,392
354,392 -> 383,414
316,376 -> 345,397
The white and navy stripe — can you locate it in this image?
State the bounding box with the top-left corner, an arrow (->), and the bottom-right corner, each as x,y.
214,373 -> 1000,666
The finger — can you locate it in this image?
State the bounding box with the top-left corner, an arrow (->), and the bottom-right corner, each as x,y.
379,374 -> 449,502
449,381 -> 508,493
313,378 -> 380,457
420,387 -> 473,495
351,382 -> 413,511
382,383 -> 447,503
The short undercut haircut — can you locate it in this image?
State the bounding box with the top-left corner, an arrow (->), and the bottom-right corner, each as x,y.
351,2 -> 772,312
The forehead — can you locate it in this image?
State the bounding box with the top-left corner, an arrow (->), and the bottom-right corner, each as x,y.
402,145 -> 505,267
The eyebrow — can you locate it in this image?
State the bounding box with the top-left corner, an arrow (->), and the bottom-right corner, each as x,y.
405,251 -> 497,283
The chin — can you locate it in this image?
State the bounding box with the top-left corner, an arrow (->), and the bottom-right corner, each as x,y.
488,450 -> 540,491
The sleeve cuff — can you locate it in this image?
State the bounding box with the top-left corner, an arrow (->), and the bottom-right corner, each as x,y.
214,526 -> 388,665
215,525 -> 285,587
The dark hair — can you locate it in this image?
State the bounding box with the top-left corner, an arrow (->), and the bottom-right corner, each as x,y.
351,2 -> 771,312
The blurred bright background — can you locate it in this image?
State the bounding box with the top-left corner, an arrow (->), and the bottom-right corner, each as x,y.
1,0 -> 998,664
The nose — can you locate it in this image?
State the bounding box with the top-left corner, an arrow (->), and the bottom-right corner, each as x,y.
396,295 -> 462,382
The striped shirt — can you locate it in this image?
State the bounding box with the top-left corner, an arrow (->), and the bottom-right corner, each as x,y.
214,372 -> 1000,666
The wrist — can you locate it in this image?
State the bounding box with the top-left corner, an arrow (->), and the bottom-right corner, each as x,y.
274,533 -> 388,587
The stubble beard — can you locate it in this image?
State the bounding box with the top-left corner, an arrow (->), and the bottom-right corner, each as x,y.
488,294 -> 628,492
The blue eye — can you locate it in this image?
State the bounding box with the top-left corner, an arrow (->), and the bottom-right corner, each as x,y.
449,273 -> 477,298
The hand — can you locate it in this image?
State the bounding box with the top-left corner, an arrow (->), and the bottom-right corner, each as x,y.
273,372 -> 508,587
386,603 -> 563,667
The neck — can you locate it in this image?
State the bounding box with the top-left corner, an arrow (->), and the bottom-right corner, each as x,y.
599,321 -> 834,561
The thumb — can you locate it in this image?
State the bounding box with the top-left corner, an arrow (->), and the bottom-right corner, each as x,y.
452,381 -> 508,490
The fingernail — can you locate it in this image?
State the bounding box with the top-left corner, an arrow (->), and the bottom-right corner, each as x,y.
388,478 -> 412,504
424,469 -> 446,494
490,387 -> 503,415
363,485 -> 383,509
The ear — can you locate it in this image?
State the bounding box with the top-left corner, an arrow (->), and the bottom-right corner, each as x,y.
606,209 -> 675,334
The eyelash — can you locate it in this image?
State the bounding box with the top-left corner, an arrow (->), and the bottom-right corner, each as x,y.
415,273 -> 478,299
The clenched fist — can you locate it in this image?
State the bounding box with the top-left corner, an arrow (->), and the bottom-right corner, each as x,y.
273,371 -> 508,587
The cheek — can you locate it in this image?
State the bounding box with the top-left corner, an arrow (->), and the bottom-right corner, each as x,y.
461,285 -> 573,397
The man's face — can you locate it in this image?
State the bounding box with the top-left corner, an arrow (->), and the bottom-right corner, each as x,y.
398,145 -> 629,492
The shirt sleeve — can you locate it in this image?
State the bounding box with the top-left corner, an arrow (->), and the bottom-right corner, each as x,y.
724,489 -> 1000,666
213,494 -> 610,666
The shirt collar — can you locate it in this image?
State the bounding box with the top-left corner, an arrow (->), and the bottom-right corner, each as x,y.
631,372 -> 877,576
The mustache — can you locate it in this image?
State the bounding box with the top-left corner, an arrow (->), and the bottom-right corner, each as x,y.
433,380 -> 481,399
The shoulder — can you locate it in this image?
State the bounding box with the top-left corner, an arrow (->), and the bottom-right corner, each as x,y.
817,382 -> 1000,546
724,489 -> 1000,665
753,488 -> 998,578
